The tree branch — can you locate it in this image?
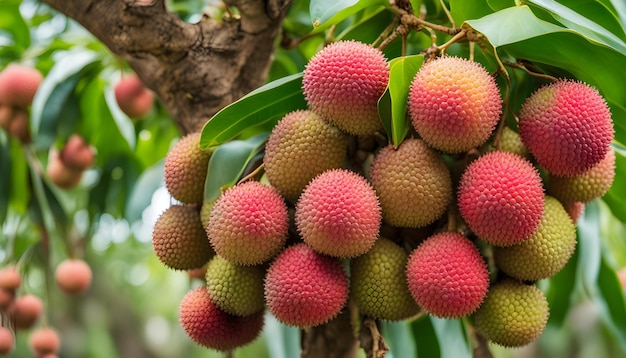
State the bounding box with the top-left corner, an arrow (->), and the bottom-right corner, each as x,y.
41,0 -> 292,134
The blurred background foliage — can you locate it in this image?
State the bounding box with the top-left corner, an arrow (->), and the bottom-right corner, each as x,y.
0,0 -> 625,357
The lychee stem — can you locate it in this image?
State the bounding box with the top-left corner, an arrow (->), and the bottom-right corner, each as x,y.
502,60 -> 559,82
491,47 -> 512,152
237,162 -> 264,184
438,0 -> 457,31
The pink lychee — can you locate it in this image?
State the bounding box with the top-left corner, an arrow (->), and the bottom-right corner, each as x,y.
0,64 -> 43,108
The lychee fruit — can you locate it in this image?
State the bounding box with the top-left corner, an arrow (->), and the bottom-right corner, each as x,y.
164,132 -> 211,204
563,201 -> 585,223
0,327 -> 14,355
179,286 -> 264,351
548,148 -> 616,203
494,196 -> 577,281
55,258 -> 93,294
408,56 -> 502,153
0,289 -> 15,310
296,169 -> 381,258
152,204 -> 214,270
0,64 -> 43,108
264,110 -> 347,202
205,255 -> 265,316
458,151 -> 544,247
11,294 -> 43,330
350,238 -> 420,321
519,79 -> 613,176
47,148 -> 83,189
207,181 -> 288,266
406,232 -> 489,318
370,138 -> 452,228
302,40 -> 389,135
0,266 -> 21,291
473,280 -> 549,347
29,327 -> 60,356
114,74 -> 154,119
496,126 -> 529,158
7,108 -> 31,143
264,244 -> 349,327
60,135 -> 95,170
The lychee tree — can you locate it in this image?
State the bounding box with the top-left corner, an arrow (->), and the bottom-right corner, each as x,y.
1,0 -> 626,357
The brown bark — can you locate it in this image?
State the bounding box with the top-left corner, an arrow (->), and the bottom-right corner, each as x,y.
301,307 -> 360,358
41,0 -> 292,134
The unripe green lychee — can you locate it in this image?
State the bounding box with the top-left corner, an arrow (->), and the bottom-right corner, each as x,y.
302,40 -> 388,135
370,138 -> 452,228
264,110 -> 347,202
0,64 -> 43,108
179,287 -> 264,351
164,132 -> 211,204
152,205 -> 213,270
296,169 -> 381,258
496,126 -> 529,158
548,149 -> 616,203
406,232 -> 489,318
494,196 -> 576,281
458,151 -> 544,247
350,238 -> 420,321
408,56 -> 502,153
473,280 -> 549,347
264,244 -> 349,327
207,181 -> 288,265
519,79 -> 613,176
205,255 -> 265,317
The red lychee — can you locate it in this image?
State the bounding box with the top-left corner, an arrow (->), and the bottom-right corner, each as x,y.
458,151 -> 544,247
408,56 -> 502,153
0,64 -> 43,108
179,286 -> 264,351
47,148 -> 83,189
60,135 -> 95,170
7,108 -> 31,143
11,294 -> 43,330
563,201 -> 585,223
0,327 -> 13,355
296,169 -> 381,258
114,74 -> 154,119
302,40 -> 389,135
29,327 -> 60,356
0,266 -> 21,291
406,232 -> 489,318
519,79 -> 613,176
55,258 -> 92,295
207,181 -> 289,265
264,244 -> 349,327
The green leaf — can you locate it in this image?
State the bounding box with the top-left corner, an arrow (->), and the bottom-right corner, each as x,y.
309,0 -> 387,33
465,5 -> 626,145
8,137 -> 28,215
411,315 -> 441,357
263,313 -> 301,358
450,0 -> 492,25
603,147 -> 626,222
0,133 -> 10,225
125,160 -> 165,223
378,55 -> 424,148
31,50 -> 100,149
430,318 -> 472,358
381,320 -> 416,358
200,73 -> 306,149
203,133 -> 269,203
596,256 -> 626,348
0,2 -> 30,52
545,239 -> 578,326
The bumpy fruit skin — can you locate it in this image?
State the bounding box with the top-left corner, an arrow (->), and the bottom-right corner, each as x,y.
494,196 -> 576,281
406,232 -> 489,318
296,169 -> 381,258
208,181 -> 288,265
12,294 -> 43,330
351,238 -> 420,320
0,64 -> 43,108
55,258 -> 93,294
164,132 -> 211,204
29,327 -> 60,356
497,126 -> 529,158
549,149 -> 616,203
264,110 -> 347,202
47,149 -> 83,189
114,74 -> 154,118
152,205 -> 214,270
61,135 -> 94,170
0,327 -> 14,355
205,255 -> 265,316
458,151 -> 544,247
302,40 -> 388,135
473,280 -> 549,347
179,286 -> 264,351
564,201 -> 585,223
519,80 -> 613,176
408,56 -> 502,153
370,139 -> 452,228
264,244 -> 348,327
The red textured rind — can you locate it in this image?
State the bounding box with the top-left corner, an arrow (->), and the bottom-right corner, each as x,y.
408,57 -> 502,153
458,151 -> 544,246
179,287 -> 264,351
406,232 -> 489,318
0,64 -> 43,108
29,327 -> 60,355
302,40 -> 389,135
295,169 -> 381,258
264,244 -> 349,327
55,259 -> 92,294
164,132 -> 211,204
114,74 -> 154,118
519,80 -> 613,176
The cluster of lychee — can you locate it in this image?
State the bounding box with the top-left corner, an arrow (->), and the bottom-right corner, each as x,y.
0,64 -> 43,143
0,258 -> 92,356
154,40 -> 615,351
